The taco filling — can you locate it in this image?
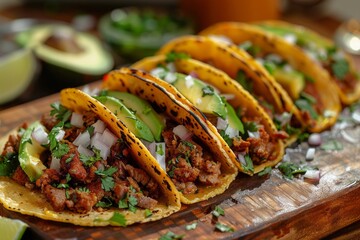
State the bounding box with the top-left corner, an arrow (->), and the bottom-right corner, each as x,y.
235,40 -> 323,127
0,103 -> 161,214
148,62 -> 284,173
257,24 -> 359,96
95,91 -> 226,195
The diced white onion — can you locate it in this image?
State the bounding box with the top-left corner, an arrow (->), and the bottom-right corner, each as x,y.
82,85 -> 100,96
77,145 -> 94,157
283,34 -> 297,44
32,127 -> 49,145
92,139 -> 110,160
164,72 -> 177,83
237,152 -> 246,165
304,169 -> 321,180
92,120 -> 106,133
255,58 -> 264,66
341,130 -> 360,143
70,112 -> 84,128
216,117 -> 228,130
166,62 -> 176,73
248,131 -> 260,139
185,75 -> 194,88
305,50 -> 318,62
73,131 -> 91,147
90,132 -> 102,147
50,157 -> 61,172
150,67 -> 165,78
148,142 -> 166,171
101,128 -> 118,147
225,126 -> 239,139
351,109 -> 360,123
305,148 -> 316,161
196,98 -> 202,104
55,129 -> 65,141
209,35 -> 232,44
265,53 -> 282,63
324,110 -> 336,118
274,112 -> 292,127
308,133 -> 322,146
173,125 -> 192,140
283,64 -> 293,73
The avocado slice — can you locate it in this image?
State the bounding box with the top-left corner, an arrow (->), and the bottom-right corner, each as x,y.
105,91 -> 165,142
18,121 -> 47,182
95,95 -> 154,142
171,73 -> 227,119
16,24 -> 113,87
225,102 -> 244,134
273,68 -> 305,100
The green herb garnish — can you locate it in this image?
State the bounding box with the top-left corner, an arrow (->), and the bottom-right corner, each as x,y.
145,209 -> 153,218
258,166 -> 272,177
159,231 -> 184,240
166,52 -> 190,62
202,85 -> 215,97
50,102 -> 72,122
212,205 -> 225,218
185,222 -> 198,230
109,212 -> 127,226
235,70 -> 253,92
332,59 -> 349,80
215,222 -> 234,232
80,149 -> 102,167
241,154 -> 254,173
320,139 -> 343,151
95,166 -> 118,191
278,162 -> 307,179
0,153 -> 19,176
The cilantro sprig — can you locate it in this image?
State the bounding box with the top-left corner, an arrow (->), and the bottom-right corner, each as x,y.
159,231 -> 184,240
0,152 -> 19,176
95,166 -> 117,191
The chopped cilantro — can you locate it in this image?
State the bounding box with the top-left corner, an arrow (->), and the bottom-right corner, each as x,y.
0,152 -> 19,176
320,139 -> 343,151
80,149 -> 102,167
165,52 -> 190,62
95,167 -> 118,191
52,143 -> 69,159
238,41 -> 261,56
128,195 -> 138,213
156,144 -> 164,156
263,61 -> 276,75
65,155 -> 74,164
96,197 -> 113,208
57,183 -> 69,189
202,86 -> 215,97
87,126 -> 95,136
50,102 -> 72,122
182,141 -> 194,149
278,162 -> 307,179
65,173 -> 71,182
159,231 -> 184,240
215,222 -> 234,232
144,209 -> 152,218
219,129 -> 233,147
295,99 -> 318,120
243,121 -> 258,133
299,92 -> 316,105
185,222 -> 198,230
304,74 -> 315,83
97,89 -> 108,96
212,205 -> 225,218
77,187 -> 90,193
118,198 -> 128,209
241,154 -> 254,173
65,189 -> 70,199
235,70 -> 253,92
109,212 -> 127,227
258,166 -> 272,177
332,59 -> 349,80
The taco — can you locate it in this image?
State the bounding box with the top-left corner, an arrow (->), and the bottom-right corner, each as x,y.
100,68 -> 238,204
199,22 -> 342,132
254,20 -> 360,105
0,88 -> 181,226
131,54 -> 285,174
156,35 -> 305,144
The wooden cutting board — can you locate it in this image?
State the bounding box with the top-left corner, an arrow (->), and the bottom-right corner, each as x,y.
0,84 -> 360,240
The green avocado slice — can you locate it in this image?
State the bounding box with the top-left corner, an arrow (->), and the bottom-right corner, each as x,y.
18,121 -> 47,182
95,95 -> 154,142
104,91 -> 165,142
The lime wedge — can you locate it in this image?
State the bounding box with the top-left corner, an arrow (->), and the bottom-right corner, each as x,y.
0,48 -> 37,104
0,216 -> 28,240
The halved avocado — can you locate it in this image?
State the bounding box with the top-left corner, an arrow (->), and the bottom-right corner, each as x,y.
16,24 -> 114,88
273,69 -> 305,100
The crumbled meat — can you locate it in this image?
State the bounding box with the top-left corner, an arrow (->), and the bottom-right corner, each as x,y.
248,127 -> 276,164
60,141 -> 87,182
112,180 -> 129,202
232,137 -> 251,153
43,185 -> 67,211
133,192 -> 158,209
66,190 -> 98,213
173,180 -> 197,195
40,113 -> 58,131
12,167 -> 32,188
36,169 -> 61,190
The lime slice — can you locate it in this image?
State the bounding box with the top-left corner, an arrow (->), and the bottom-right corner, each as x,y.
0,216 -> 28,240
0,48 -> 37,104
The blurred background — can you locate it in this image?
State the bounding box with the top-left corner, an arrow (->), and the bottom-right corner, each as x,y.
0,0 -> 359,109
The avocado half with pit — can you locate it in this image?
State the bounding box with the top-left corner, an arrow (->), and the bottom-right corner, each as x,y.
16,24 -> 114,88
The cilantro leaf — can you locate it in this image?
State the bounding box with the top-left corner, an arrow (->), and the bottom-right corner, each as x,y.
202,86 -> 215,97
215,222 -> 234,232
332,59 -> 349,80
95,167 -> 117,191
219,129 -> 233,147
278,162 -> 307,179
80,149 -> 102,167
0,153 -> 19,176
295,99 -> 318,120
96,197 -> 113,208
185,222 -> 198,230
258,166 -> 272,177
50,102 -> 72,122
144,209 -> 152,218
159,231 -> 184,240
118,198 -> 128,209
263,61 -> 276,75
241,154 -> 254,173
165,52 -> 190,62
236,70 -> 253,92
109,212 -> 127,226
52,143 -> 69,159
212,205 -> 225,218
128,195 -> 138,213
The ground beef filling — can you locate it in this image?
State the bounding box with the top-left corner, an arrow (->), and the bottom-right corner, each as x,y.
3,111 -> 160,213
323,64 -> 359,94
162,127 -> 222,195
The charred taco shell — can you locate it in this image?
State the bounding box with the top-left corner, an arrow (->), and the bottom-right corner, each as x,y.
255,20 -> 360,105
199,22 -> 341,132
131,54 -> 285,174
0,88 -> 181,226
101,68 -> 238,204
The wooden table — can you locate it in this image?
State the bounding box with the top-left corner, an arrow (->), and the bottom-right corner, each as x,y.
1,4 -> 360,240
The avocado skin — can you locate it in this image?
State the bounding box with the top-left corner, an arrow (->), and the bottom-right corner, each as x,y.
18,121 -> 47,182
95,95 -> 155,142
106,91 -> 165,142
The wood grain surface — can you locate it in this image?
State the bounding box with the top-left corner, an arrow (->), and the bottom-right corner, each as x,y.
0,83 -> 360,240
